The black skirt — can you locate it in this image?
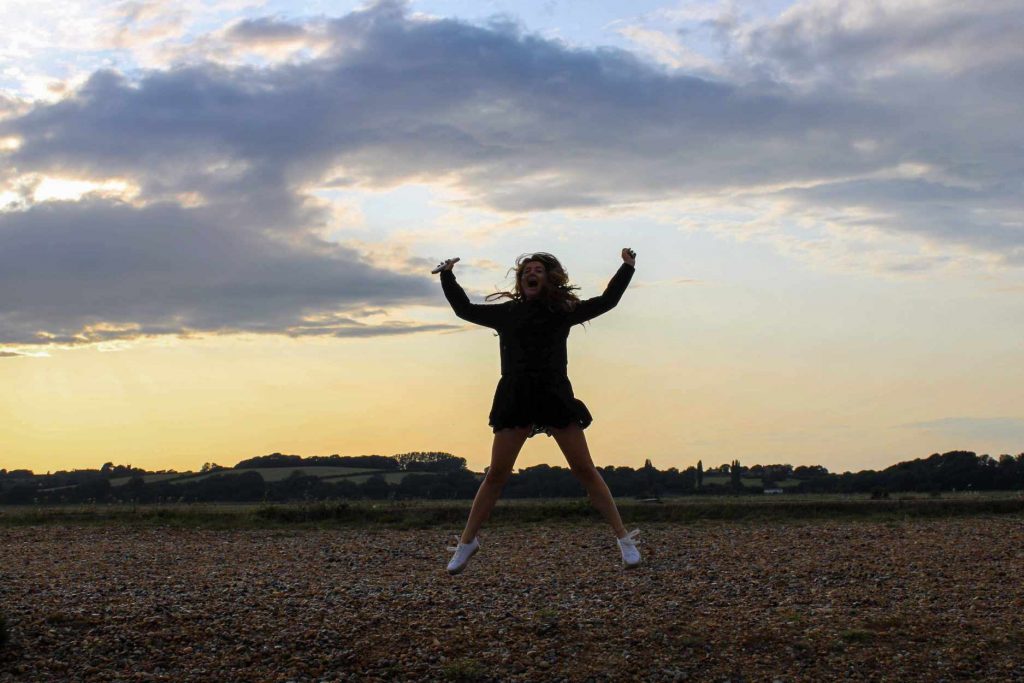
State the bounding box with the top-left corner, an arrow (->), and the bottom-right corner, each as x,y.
488,373 -> 593,438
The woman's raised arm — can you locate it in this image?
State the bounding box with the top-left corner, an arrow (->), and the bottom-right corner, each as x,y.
566,248 -> 636,325
437,259 -> 507,329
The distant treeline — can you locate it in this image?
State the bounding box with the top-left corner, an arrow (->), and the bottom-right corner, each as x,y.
232,451 -> 466,472
1,450 -> 1022,505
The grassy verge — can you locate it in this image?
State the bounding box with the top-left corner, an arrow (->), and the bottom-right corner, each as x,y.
1,495 -> 1022,529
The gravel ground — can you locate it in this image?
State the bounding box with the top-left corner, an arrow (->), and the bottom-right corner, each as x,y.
2,518 -> 1023,682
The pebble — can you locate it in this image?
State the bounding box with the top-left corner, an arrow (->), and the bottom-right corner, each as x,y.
0,520 -> 1022,681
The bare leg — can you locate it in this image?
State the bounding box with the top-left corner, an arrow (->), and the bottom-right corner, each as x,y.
549,423 -> 628,538
460,426 -> 532,544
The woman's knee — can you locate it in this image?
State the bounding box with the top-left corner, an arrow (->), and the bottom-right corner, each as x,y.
571,464 -> 601,485
484,467 -> 513,487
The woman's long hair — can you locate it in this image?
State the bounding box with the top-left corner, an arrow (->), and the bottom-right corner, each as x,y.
485,252 -> 582,312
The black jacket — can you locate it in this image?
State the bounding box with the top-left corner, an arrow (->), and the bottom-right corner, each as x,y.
440,263 -> 635,377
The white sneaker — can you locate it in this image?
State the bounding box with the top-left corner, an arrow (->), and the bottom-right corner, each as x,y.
617,529 -> 642,569
446,536 -> 480,574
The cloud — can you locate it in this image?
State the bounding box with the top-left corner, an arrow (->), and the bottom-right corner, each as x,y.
283,318 -> 459,338
730,0 -> 1024,85
110,1 -> 188,50
225,17 -> 314,45
780,178 -> 1024,264
0,198 -> 438,346
609,1 -> 1024,270
615,24 -> 723,75
1,0 -> 1022,349
208,16 -> 333,64
2,2 -> 885,209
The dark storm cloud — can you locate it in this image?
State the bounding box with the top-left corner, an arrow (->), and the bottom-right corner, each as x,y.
722,0 -> 1024,263
732,0 -> 1024,85
3,0 -> 886,209
226,17 -> 313,44
0,93 -> 26,118
6,0 -> 1015,217
782,178 -> 1024,263
0,198 -> 437,346
1,0 -> 1022,348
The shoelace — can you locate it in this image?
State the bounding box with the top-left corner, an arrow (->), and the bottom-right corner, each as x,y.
447,537 -> 472,552
618,529 -> 642,546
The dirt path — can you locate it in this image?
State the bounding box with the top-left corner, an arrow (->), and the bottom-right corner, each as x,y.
2,519 -> 1023,682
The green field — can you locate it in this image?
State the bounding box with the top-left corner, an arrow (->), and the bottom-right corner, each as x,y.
2,492 -> 1021,529
187,466 -> 388,484
120,465 -> 811,490
343,471 -> 429,484
700,475 -> 801,488
108,466 -> 402,487
108,473 -> 189,487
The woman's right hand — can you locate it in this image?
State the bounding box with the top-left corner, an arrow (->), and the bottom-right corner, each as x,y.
431,257 -> 460,274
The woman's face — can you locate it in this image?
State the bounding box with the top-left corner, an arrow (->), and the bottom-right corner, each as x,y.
520,261 -> 547,299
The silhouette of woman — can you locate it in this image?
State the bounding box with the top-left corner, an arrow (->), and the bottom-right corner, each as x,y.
436,248 -> 642,574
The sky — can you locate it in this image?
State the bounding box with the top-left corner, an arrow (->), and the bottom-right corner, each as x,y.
2,0 -> 1023,475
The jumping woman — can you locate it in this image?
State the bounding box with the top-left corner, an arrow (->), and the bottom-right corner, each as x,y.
436,248 -> 642,574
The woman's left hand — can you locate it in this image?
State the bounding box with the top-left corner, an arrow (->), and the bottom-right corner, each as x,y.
621,247 -> 636,266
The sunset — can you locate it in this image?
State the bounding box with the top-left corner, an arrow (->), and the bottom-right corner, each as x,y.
4,3 -> 1024,681
2,0 -> 1023,475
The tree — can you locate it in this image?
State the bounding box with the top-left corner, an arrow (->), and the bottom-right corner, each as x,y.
394,452 -> 467,473
696,460 -> 704,491
120,475 -> 148,503
76,477 -> 112,503
643,459 -> 659,499
234,453 -> 302,469
0,484 -> 36,504
360,474 -> 391,500
184,471 -> 264,502
730,459 -> 742,493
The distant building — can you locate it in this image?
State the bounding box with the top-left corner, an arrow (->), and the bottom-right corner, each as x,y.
764,488 -> 784,495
